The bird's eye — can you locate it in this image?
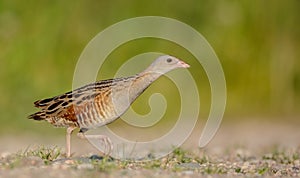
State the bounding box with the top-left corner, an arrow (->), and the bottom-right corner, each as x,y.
166,58 -> 172,63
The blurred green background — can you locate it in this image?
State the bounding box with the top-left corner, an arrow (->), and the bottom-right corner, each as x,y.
0,0 -> 299,135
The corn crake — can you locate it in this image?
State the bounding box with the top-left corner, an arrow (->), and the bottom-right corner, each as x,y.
28,55 -> 190,157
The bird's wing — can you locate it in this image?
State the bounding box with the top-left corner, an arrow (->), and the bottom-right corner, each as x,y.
33,78 -> 115,109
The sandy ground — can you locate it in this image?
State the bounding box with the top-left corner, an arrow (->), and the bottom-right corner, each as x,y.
0,119 -> 299,177
201,119 -> 300,154
1,119 -> 299,155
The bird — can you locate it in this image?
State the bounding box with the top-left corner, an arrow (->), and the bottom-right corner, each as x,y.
28,55 -> 190,157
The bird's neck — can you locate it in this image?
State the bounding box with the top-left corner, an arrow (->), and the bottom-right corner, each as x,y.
138,70 -> 163,85
128,70 -> 163,100
108,70 -> 164,117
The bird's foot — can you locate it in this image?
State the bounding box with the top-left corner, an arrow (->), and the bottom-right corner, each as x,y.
77,133 -> 113,156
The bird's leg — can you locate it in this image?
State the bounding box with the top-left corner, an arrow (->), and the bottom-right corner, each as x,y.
66,126 -> 76,157
77,131 -> 113,156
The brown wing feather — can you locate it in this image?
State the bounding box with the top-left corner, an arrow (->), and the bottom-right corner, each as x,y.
33,91 -> 72,109
28,76 -> 135,128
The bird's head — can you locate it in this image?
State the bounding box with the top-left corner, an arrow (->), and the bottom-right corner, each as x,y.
146,55 -> 190,74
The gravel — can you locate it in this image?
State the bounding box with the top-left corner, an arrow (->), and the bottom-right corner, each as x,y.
1,120 -> 299,177
0,145 -> 299,178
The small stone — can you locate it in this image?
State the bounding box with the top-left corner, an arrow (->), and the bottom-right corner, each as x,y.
274,170 -> 282,177
0,152 -> 11,158
89,155 -> 104,160
292,166 -> 299,172
65,159 -> 76,164
178,162 -> 201,169
241,161 -> 249,170
18,156 -> 44,167
60,164 -> 71,170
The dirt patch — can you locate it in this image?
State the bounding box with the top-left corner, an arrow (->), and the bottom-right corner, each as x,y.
1,120 -> 299,177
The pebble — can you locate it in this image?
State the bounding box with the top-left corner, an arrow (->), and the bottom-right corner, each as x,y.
241,161 -> 249,170
18,156 -> 44,167
65,159 -> 76,164
178,162 -> 200,169
0,152 -> 11,158
0,146 -> 299,177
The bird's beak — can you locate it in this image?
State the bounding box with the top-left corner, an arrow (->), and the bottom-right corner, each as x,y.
178,60 -> 190,68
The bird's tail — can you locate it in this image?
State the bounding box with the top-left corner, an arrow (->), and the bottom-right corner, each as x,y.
28,111 -> 46,121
